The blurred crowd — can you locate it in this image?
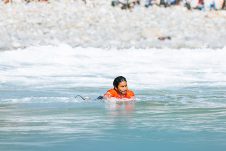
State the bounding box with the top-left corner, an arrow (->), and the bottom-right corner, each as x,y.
112,0 -> 225,10
1,0 -> 226,11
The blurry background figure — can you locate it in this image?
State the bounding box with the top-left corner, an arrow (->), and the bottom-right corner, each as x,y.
159,0 -> 179,6
145,0 -> 179,7
204,0 -> 224,10
144,0 -> 153,8
184,0 -> 224,10
183,0 -> 204,9
144,0 -> 152,7
111,0 -> 140,9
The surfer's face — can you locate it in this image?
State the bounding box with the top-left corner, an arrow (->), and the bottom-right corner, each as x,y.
116,81 -> 128,95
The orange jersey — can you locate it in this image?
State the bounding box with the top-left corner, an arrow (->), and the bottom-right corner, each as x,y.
104,88 -> 135,99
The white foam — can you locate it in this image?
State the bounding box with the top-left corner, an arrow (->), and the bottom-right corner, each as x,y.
1,45 -> 226,90
0,96 -> 80,104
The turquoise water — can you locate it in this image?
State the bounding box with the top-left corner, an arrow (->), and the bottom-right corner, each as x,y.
1,46 -> 226,151
1,86 -> 226,151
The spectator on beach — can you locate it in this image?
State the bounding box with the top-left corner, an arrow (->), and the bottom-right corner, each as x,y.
183,0 -> 204,9
204,0 -> 225,10
145,0 -> 179,7
111,0 -> 140,9
145,0 -> 152,7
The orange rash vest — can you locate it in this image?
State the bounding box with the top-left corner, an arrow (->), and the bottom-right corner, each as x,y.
104,88 -> 135,99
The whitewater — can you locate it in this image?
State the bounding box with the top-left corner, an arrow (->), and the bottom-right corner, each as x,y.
1,1 -> 226,151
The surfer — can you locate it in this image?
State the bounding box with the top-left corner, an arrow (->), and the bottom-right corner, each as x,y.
104,76 -> 135,100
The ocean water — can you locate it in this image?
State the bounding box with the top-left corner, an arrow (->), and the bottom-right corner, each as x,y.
1,45 -> 226,151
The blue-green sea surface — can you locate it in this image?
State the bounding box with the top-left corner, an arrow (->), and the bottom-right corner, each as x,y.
1,46 -> 226,151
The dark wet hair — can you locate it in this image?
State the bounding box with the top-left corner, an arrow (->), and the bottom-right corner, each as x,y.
113,76 -> 127,88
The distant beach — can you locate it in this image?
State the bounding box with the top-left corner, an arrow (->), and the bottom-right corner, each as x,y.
1,0 -> 226,50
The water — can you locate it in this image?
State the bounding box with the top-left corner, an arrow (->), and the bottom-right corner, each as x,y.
1,45 -> 226,151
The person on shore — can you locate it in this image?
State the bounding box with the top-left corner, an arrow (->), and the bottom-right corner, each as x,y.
183,0 -> 204,10
111,0 -> 140,9
145,0 -> 179,8
203,0 -> 224,10
104,76 -> 135,101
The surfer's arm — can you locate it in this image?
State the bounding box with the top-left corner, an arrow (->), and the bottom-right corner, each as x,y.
103,91 -> 112,99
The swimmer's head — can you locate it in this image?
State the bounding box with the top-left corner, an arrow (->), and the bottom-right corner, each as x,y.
113,76 -> 128,95
113,76 -> 127,88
